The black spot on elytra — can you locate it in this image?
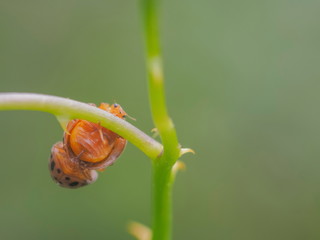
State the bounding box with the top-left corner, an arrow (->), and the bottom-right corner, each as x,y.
65,177 -> 70,181
50,161 -> 55,171
69,182 -> 79,187
57,169 -> 61,174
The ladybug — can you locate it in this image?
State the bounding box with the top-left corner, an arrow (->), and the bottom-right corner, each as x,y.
49,142 -> 98,189
63,103 -> 127,170
48,102 -> 128,188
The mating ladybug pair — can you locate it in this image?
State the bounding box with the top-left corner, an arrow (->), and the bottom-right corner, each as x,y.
49,103 -> 127,189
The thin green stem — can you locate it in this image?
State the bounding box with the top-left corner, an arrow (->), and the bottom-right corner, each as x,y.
0,92 -> 163,160
141,0 -> 181,240
141,0 -> 180,163
152,161 -> 174,240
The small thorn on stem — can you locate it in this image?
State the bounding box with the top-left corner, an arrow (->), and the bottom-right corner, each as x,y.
151,128 -> 159,138
56,115 -> 71,131
180,148 -> 195,156
172,160 -> 186,177
128,221 -> 152,240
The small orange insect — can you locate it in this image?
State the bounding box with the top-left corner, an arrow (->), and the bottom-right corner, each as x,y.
63,103 -> 127,170
49,142 -> 98,188
49,103 -> 127,188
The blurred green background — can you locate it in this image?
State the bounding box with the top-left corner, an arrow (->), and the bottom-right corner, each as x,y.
1,0 -> 320,239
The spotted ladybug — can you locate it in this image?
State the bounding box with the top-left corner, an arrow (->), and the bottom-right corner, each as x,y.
49,142 -> 98,188
49,103 -> 127,188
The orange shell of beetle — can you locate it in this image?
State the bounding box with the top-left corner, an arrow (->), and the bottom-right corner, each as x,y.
49,142 -> 98,188
63,103 -> 127,170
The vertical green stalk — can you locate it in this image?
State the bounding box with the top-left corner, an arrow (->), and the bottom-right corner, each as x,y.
141,0 -> 180,240
152,161 -> 174,240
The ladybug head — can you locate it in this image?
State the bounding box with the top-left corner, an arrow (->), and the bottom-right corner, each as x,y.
99,102 -> 127,119
110,103 -> 127,119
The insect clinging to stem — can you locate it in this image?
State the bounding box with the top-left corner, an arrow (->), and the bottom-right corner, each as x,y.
49,103 -> 128,189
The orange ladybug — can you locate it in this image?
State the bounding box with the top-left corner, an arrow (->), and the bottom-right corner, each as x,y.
49,103 -> 127,188
63,103 -> 127,170
49,142 -> 98,188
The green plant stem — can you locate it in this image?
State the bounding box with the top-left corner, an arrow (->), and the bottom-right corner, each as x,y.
0,92 -> 163,160
141,0 -> 180,240
141,0 -> 180,161
152,161 -> 174,240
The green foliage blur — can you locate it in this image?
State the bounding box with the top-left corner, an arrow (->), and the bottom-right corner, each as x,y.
1,0 -> 320,239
